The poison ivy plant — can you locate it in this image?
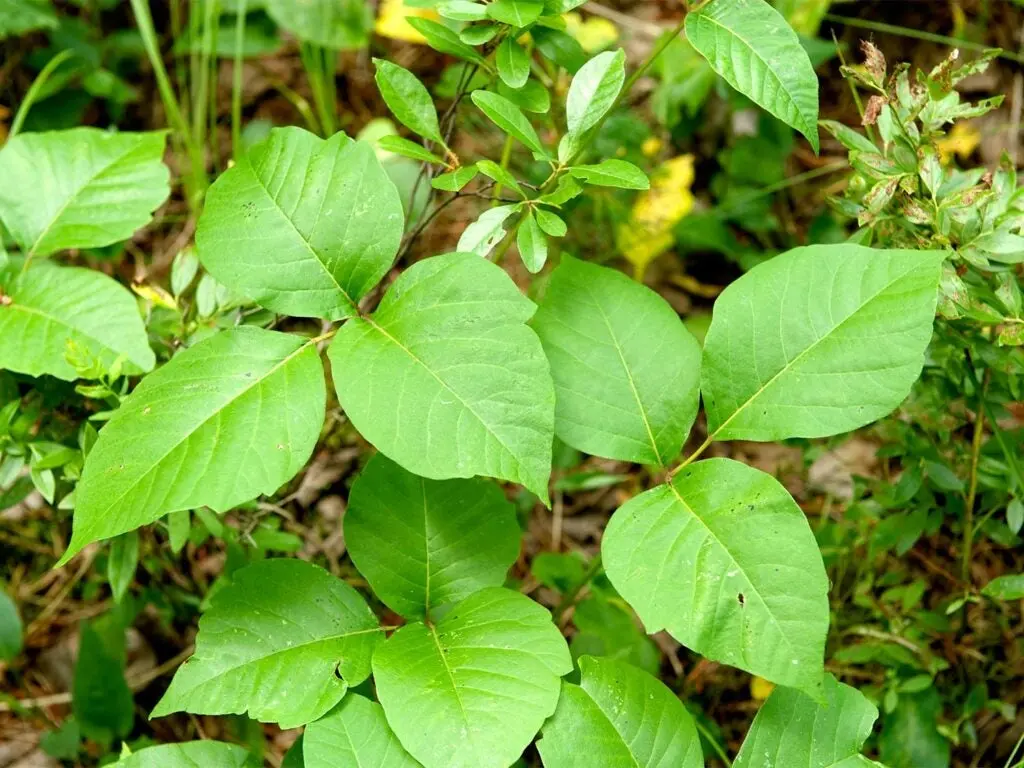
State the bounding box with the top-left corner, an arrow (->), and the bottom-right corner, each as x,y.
196,127 -> 404,320
538,656 -> 703,767
303,695 -> 418,768
373,588 -> 571,768
328,252 -> 555,502
60,328 -> 325,563
0,128 -> 170,258
733,674 -> 881,767
0,260 -> 155,381
532,256 -> 701,466
152,559 -> 381,728
701,245 -> 944,441
18,5 -> 957,765
115,742 -> 259,767
344,453 -> 521,619
603,458 -> 830,694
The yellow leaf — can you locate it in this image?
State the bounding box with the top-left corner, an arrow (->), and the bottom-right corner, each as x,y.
750,676 -> 775,700
617,155 -> 695,280
132,283 -> 177,310
564,12 -> 619,53
936,121 -> 981,164
375,0 -> 438,43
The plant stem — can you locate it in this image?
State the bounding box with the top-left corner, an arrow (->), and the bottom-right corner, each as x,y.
131,0 -> 205,208
552,553 -> 602,624
231,0 -> 248,162
823,14 -> 1024,66
9,49 -> 75,139
493,134 -> 514,203
693,718 -> 732,766
963,368 -> 989,583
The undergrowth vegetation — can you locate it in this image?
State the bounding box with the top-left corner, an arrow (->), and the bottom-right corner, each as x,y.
0,1 -> 1022,767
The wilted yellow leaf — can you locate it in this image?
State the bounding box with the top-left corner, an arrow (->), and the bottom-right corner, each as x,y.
936,121 -> 981,164
617,155 -> 695,280
375,0 -> 438,44
564,12 -> 619,53
750,676 -> 775,700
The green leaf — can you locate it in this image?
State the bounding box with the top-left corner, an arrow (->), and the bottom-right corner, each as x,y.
569,594 -> 660,675
540,175 -> 583,206
537,656 -> 703,767
685,0 -> 820,151
329,253 -> 555,502
497,36 -> 531,88
487,0 -> 543,26
560,49 -> 625,161
407,17 -> 487,65
0,588 -> 22,661
0,260 -> 155,381
477,159 -> 526,198
374,59 -> 445,145
377,135 -> 445,164
820,119 -> 878,155
457,204 -> 519,256
116,742 -> 258,768
196,127 -> 404,320
345,453 -> 520,619
432,164 -> 479,192
373,588 -> 572,768
879,690 -> 950,768
734,673 -> 878,768
0,128 -> 169,257
602,458 -> 829,694
439,0 -> 488,21
536,209 -> 567,237
569,159 -> 649,189
532,257 -> 701,466
517,210 -> 548,273
498,79 -> 552,114
304,695 -> 418,768
543,0 -> 587,10
153,560 -> 381,728
981,573 -> 1024,600
107,531 -> 138,603
264,0 -> 370,49
0,0 -> 57,40
701,245 -> 944,441
73,616 -> 133,745
61,328 -> 325,564
471,90 -> 548,156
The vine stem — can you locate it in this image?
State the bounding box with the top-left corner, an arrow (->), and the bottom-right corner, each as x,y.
552,553 -> 602,625
9,49 -> 75,139
230,0 -> 248,162
963,368 -> 989,583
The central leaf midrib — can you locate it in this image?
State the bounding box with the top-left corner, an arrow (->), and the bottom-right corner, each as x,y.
28,138 -> 148,256
666,481 -> 798,661
84,339 -> 313,520
582,688 -> 643,767
4,301 -> 140,365
249,154 -> 360,314
584,282 -> 664,466
694,13 -> 811,134
363,317 -> 522,471
178,625 -> 382,692
712,260 -> 928,438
